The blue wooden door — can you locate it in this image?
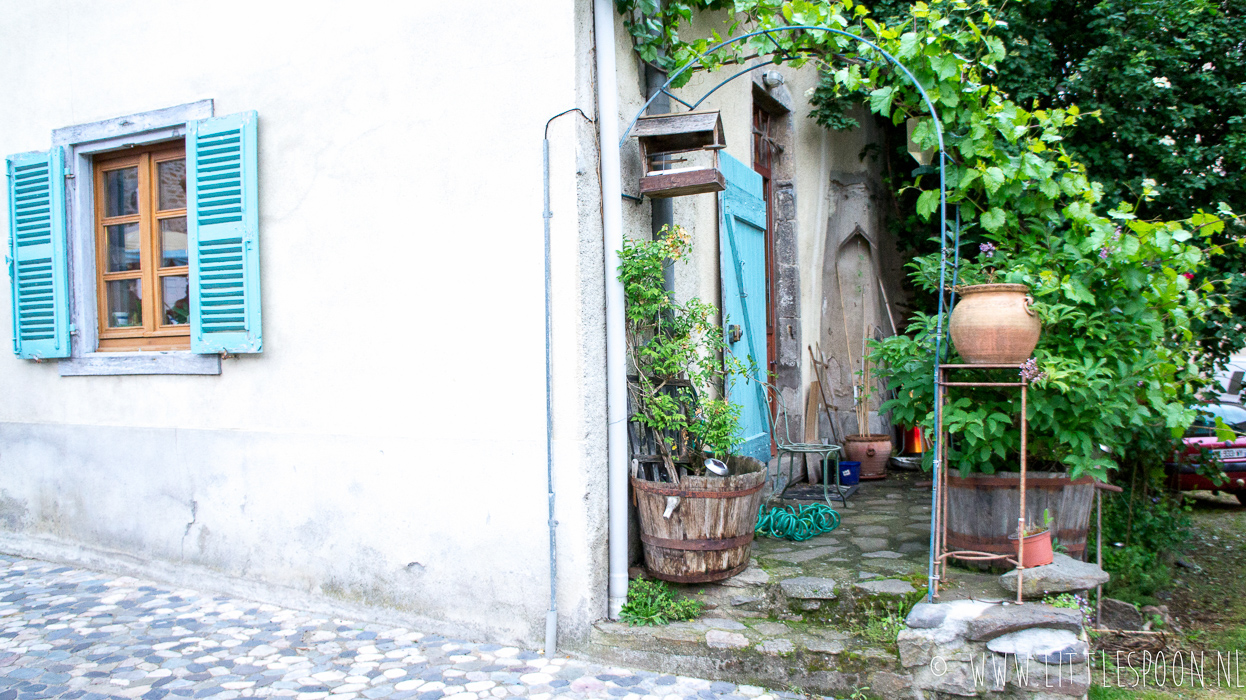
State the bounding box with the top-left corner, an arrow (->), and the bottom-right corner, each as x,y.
719,152 -> 770,461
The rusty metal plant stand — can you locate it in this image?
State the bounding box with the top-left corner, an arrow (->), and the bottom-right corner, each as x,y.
932,363 -> 1030,604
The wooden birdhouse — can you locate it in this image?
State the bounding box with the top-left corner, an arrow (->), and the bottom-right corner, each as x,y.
634,111 -> 726,198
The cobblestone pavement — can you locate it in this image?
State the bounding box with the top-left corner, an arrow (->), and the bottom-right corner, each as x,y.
0,555 -> 817,700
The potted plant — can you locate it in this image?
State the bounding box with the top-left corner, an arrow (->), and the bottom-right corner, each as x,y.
844,344 -> 892,480
620,226 -> 765,583
1009,509 -> 1055,567
948,242 -> 1041,365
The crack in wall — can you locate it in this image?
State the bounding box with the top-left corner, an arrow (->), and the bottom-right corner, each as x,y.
181,499 -> 198,561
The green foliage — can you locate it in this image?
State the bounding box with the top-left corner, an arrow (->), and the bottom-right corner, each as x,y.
1097,483 -> 1191,604
618,578 -> 705,625
865,0 -> 1246,372
1042,592 -> 1093,626
613,0 -> 1241,482
619,226 -> 746,471
858,611 -> 906,645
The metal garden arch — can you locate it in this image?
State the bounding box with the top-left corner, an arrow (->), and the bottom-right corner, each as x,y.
617,25 -> 956,601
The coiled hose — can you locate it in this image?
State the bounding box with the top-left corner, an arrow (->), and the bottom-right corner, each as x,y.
755,503 -> 841,542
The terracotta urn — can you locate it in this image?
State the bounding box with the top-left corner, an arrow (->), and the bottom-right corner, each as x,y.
950,284 -> 1041,364
843,434 -> 891,480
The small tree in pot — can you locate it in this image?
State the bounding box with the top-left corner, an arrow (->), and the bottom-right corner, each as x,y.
620,226 -> 765,583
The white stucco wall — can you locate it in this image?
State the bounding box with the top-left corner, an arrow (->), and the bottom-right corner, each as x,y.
0,0 -> 607,646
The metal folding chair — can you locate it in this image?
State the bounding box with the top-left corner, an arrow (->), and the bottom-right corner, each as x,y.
761,382 -> 849,506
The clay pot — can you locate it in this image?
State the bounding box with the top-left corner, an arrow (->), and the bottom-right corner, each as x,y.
843,434 -> 891,480
949,284 -> 1041,364
1008,529 -> 1054,568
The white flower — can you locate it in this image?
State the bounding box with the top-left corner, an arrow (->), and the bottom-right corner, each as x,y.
1158,135 -> 1176,147
1152,76 -> 1172,89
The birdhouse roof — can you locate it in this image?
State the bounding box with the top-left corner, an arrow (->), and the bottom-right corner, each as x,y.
633,111 -> 725,155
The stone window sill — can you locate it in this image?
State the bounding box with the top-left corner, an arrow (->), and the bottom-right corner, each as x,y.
58,352 -> 221,376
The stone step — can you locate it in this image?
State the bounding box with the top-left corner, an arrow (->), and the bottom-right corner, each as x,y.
577,618 -> 912,700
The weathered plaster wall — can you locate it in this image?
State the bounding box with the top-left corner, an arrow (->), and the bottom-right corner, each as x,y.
0,0 -> 607,646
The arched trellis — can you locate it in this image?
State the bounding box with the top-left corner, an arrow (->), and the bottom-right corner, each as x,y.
617,25 -> 956,602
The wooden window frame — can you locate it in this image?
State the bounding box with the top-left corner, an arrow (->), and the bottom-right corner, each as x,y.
93,142 -> 190,351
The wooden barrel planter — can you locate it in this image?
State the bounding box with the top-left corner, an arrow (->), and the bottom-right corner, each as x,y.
946,469 -> 1095,567
631,456 -> 766,583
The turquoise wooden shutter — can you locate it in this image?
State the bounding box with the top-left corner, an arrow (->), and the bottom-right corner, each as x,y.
188,111 -> 262,353
6,148 -> 70,359
718,152 -> 770,461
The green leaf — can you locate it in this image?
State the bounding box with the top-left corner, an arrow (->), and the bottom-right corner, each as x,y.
916,189 -> 940,220
869,86 -> 896,116
980,207 -> 1006,232
898,32 -> 920,59
982,167 -> 1006,194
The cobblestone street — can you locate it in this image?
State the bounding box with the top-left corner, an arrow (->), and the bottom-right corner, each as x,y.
0,556 -> 816,700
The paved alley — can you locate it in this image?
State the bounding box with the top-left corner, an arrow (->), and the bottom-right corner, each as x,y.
0,556 -> 817,700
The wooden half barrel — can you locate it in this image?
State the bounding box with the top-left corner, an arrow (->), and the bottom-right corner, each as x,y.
946,470 -> 1095,566
632,459 -> 766,583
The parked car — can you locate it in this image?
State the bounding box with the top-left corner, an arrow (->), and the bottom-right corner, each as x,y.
1169,402 -> 1246,503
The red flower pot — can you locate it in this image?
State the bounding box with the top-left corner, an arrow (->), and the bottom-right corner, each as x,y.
1008,529 -> 1054,567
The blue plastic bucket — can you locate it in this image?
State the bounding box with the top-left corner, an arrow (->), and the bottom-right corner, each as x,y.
838,461 -> 861,486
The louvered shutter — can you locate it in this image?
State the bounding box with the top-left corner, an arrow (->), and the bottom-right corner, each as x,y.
188,111 -> 262,354
6,148 -> 70,359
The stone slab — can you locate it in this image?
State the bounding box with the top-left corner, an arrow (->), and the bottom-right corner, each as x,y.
778,576 -> 837,599
861,551 -> 904,559
1099,597 -> 1143,631
765,545 -> 843,563
998,553 -> 1110,598
965,604 -> 1083,642
986,628 -> 1088,664
854,579 -> 917,596
756,638 -> 795,655
851,537 -> 889,552
705,630 -> 749,649
904,603 -> 947,629
721,566 -> 770,587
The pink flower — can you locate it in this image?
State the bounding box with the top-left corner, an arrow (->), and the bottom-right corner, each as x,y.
1183,273 -> 1195,280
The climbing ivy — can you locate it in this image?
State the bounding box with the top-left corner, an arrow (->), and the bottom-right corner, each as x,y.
613,0 -> 1242,482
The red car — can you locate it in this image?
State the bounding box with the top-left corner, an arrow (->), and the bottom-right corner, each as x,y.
1169,403 -> 1246,503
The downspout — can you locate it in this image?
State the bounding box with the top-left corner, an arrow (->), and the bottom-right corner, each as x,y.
593,0 -> 629,619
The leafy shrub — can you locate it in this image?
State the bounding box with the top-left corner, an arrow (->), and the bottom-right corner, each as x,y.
619,579 -> 705,626
1096,481 -> 1190,604
618,226 -> 745,472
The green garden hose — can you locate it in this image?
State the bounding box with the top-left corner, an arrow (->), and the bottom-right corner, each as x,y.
755,503 -> 841,542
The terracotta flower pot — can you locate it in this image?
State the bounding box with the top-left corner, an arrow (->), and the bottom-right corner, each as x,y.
950,284 -> 1041,364
843,434 -> 891,480
1008,529 -> 1054,568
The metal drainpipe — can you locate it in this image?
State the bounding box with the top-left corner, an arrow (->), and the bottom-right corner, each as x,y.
542,108 -> 591,658
594,0 -> 629,620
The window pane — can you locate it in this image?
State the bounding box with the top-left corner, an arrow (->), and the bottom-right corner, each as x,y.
106,223 -> 141,272
106,279 -> 142,328
160,217 -> 188,267
162,276 -> 190,326
157,159 -> 186,211
104,167 -> 139,217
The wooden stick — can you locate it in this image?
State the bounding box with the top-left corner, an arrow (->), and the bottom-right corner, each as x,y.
813,344 -> 842,445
